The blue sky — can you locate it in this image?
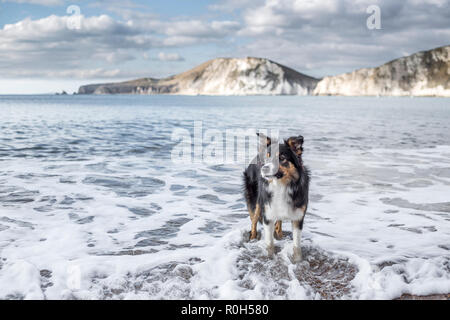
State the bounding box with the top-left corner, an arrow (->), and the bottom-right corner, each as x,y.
0,0 -> 449,93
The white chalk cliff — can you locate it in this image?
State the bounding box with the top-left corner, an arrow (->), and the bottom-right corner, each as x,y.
314,45 -> 450,97
78,57 -> 319,96
78,46 -> 450,97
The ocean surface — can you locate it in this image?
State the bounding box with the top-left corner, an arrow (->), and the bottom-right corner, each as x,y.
0,95 -> 449,299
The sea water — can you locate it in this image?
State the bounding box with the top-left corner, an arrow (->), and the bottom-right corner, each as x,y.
0,95 -> 449,299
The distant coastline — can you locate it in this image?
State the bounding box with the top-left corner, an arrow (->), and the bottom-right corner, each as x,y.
77,45 -> 450,98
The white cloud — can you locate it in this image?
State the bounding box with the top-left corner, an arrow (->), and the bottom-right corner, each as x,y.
157,52 -> 185,61
1,0 -> 63,5
0,13 -> 240,79
5,68 -> 122,78
238,0 -> 450,76
0,0 -> 448,86
210,0 -> 264,12
0,14 -> 151,77
164,20 -> 240,39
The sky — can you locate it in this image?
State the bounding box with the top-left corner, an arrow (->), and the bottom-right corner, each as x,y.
0,0 -> 449,94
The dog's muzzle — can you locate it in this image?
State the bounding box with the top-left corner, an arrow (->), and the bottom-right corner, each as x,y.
261,163 -> 282,179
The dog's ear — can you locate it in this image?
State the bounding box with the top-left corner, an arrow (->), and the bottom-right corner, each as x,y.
257,132 -> 272,150
286,135 -> 304,157
257,132 -> 273,156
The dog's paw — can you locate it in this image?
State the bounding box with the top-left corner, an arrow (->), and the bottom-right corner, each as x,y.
267,245 -> 275,258
274,231 -> 283,240
246,231 -> 261,242
292,248 -> 302,263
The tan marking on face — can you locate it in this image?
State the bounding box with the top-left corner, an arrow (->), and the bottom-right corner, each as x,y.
279,161 -> 299,184
266,151 -> 279,159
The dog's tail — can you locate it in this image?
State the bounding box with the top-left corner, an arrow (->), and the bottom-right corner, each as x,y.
243,170 -> 258,215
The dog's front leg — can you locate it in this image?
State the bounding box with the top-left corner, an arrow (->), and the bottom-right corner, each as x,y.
263,219 -> 275,257
250,204 -> 261,240
291,219 -> 303,262
274,221 -> 283,239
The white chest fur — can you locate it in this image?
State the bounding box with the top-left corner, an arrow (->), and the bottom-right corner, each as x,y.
264,180 -> 305,222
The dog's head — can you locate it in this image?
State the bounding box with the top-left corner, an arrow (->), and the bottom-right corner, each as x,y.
257,133 -> 304,183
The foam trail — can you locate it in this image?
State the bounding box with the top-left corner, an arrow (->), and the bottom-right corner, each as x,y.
0,95 -> 449,299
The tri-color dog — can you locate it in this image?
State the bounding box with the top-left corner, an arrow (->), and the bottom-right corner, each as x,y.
243,133 -> 310,262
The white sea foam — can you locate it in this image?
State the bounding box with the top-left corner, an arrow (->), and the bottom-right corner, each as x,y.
0,95 -> 449,299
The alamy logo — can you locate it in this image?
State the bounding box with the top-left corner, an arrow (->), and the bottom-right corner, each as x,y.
366,5 -> 381,30
171,121 -> 279,167
66,5 -> 82,30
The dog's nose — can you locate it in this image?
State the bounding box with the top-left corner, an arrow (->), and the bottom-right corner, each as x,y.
261,163 -> 276,177
262,165 -> 271,175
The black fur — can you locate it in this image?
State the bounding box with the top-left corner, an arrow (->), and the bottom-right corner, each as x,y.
243,165 -> 259,217
243,136 -> 310,225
